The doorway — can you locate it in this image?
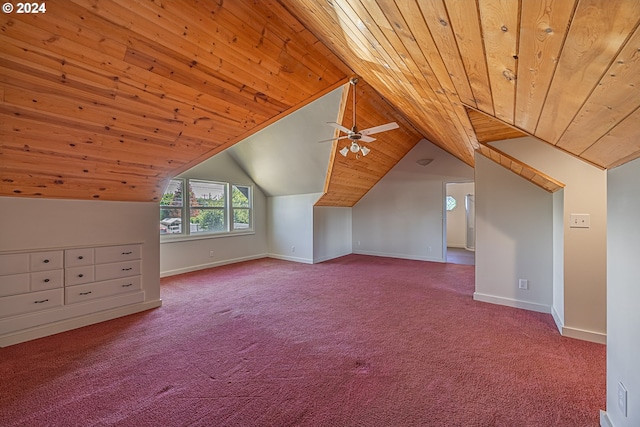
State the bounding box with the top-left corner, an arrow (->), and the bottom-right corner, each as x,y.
445,182 -> 475,265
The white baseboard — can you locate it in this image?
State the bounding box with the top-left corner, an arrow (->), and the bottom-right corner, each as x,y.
473,292 -> 552,314
473,294 -> 607,344
266,253 -> 314,264
353,249 -> 444,263
551,305 -> 564,334
600,410 -> 614,427
562,325 -> 607,345
160,254 -> 268,277
313,251 -> 352,263
0,299 -> 162,347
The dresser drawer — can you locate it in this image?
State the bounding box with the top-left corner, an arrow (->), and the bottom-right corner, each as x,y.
66,276 -> 141,304
30,251 -> 64,272
65,248 -> 94,268
95,244 -> 141,264
0,288 -> 64,318
30,269 -> 64,292
0,273 -> 30,297
95,260 -> 141,281
0,253 -> 30,276
65,266 -> 95,286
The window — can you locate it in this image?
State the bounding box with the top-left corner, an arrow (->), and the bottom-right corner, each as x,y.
446,195 -> 457,211
232,185 -> 251,230
160,179 -> 184,234
189,180 -> 226,234
160,179 -> 252,237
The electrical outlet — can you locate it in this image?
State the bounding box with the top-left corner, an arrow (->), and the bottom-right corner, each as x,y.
618,382 -> 628,417
518,279 -> 528,290
209,251 -> 214,257
291,246 -> 295,253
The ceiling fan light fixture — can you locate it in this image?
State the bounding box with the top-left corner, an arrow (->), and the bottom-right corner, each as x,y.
319,76 -> 399,160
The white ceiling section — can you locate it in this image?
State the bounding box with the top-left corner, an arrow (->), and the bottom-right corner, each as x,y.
226,87 -> 345,197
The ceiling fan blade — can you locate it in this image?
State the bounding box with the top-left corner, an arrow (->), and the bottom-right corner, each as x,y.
316,135 -> 349,143
360,122 -> 399,136
326,122 -> 351,134
360,135 -> 376,143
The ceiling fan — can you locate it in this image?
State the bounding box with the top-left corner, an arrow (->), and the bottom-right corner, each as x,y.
319,77 -> 399,158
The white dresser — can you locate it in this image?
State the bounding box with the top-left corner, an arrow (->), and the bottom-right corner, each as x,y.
0,243 -> 145,345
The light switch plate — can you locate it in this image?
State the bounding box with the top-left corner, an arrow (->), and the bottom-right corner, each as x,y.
570,214 -> 590,228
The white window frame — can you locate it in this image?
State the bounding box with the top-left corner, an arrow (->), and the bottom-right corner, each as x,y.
231,184 -> 252,232
160,178 -> 254,241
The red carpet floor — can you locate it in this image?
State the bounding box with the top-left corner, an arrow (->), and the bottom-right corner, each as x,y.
0,255 -> 605,426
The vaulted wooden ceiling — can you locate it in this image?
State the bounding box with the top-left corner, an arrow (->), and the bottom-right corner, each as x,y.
0,0 -> 351,201
2,0 -> 640,204
283,0 -> 640,171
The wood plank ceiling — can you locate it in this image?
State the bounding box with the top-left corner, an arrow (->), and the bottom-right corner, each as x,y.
2,0 -> 640,204
0,0 -> 353,201
317,79 -> 423,207
282,0 -> 640,169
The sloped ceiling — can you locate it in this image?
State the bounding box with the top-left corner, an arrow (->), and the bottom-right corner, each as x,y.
316,79 -> 424,207
226,86 -> 343,197
2,0 -> 640,204
0,0 -> 350,201
281,0 -> 640,169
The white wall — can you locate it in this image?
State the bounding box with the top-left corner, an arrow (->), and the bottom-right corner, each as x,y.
552,190 -> 565,329
446,182 -> 474,248
313,206 -> 352,263
605,158 -> 640,427
491,137 -> 607,343
353,140 -> 474,262
160,151 -> 268,276
268,193 -> 321,264
227,87 -> 343,197
0,196 -> 160,299
474,154 -> 554,313
0,196 -> 161,340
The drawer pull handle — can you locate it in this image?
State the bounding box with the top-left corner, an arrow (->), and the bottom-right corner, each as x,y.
79,274 -> 84,278
78,256 -> 84,260
34,299 -> 49,304
44,278 -> 50,283
43,259 -> 50,263
122,251 -> 133,255
122,267 -> 133,271
80,291 -> 92,296
122,283 -> 133,287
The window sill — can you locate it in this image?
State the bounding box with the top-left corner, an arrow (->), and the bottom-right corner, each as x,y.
160,230 -> 255,244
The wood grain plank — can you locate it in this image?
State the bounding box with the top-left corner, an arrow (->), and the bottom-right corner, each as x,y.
535,0 -> 640,144
581,105 -> 640,168
393,1 -> 477,160
323,83 -> 351,195
12,0 -> 128,60
515,0 -> 576,133
478,0 -> 520,124
476,144 -> 565,192
444,0 -> 495,115
0,170 -> 164,201
467,108 -> 527,143
3,85 -> 184,141
418,0 -> 477,107
556,24 -> 640,154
